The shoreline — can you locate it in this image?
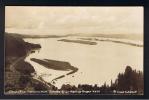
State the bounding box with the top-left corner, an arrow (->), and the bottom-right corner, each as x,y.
30,58 -> 78,84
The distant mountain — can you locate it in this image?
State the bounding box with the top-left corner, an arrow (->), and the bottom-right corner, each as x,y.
5,32 -> 68,38
5,32 -> 143,41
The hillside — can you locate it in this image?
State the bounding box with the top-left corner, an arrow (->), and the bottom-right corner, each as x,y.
5,33 -> 49,94
5,33 -> 41,57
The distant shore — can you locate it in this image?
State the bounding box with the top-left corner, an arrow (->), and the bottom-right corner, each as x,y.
78,37 -> 143,47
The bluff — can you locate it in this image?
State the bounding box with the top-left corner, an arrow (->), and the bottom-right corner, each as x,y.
5,33 -> 49,94
5,33 -> 41,57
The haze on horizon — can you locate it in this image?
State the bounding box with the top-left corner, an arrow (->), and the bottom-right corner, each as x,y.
5,6 -> 143,36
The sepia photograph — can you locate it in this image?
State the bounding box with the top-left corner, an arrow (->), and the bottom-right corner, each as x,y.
5,6 -> 144,95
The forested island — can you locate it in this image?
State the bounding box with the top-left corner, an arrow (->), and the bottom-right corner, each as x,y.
58,39 -> 97,45
30,58 -> 78,71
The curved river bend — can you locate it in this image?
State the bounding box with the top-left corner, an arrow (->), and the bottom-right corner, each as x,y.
24,37 -> 143,89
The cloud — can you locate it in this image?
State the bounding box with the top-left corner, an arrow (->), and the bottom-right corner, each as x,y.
5,6 -> 143,35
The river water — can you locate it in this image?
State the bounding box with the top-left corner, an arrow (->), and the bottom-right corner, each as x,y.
24,37 -> 143,88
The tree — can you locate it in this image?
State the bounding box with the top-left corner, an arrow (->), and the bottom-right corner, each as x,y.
115,66 -> 143,93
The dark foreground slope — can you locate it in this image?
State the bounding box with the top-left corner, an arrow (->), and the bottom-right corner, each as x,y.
5,33 -> 50,94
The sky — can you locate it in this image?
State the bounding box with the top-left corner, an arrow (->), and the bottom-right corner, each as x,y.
5,6 -> 143,35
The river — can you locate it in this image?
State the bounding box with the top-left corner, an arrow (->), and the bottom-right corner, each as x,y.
24,37 -> 143,89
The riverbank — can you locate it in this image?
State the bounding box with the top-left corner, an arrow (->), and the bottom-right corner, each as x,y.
5,33 -> 51,94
